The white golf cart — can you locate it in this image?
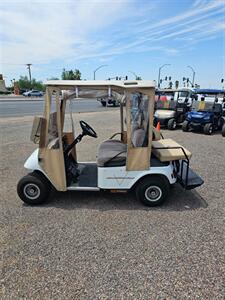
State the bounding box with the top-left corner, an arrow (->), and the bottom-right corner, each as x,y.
154,88 -> 195,130
17,80 -> 203,206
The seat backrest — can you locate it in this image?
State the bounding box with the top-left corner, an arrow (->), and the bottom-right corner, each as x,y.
176,102 -> 185,109
132,128 -> 145,147
213,103 -> 222,114
197,101 -> 206,111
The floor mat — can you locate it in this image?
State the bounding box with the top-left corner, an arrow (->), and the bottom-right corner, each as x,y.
78,163 -> 97,187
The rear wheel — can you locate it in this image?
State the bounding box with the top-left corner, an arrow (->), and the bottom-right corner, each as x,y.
222,124 -> 225,137
203,123 -> 213,135
167,118 -> 176,130
217,117 -> 224,130
136,176 -> 170,207
17,174 -> 50,205
182,120 -> 189,132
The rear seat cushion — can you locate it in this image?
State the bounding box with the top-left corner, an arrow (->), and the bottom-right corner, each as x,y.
152,138 -> 192,162
97,140 -> 127,167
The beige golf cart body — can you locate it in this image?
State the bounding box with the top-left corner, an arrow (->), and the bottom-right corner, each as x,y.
19,80 -> 203,207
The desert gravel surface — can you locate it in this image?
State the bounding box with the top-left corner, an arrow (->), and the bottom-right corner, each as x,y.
1,111 -> 225,299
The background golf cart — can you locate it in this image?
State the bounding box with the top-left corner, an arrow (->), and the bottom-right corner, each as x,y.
154,88 -> 194,130
17,80 -> 203,207
182,89 -> 224,135
222,101 -> 225,137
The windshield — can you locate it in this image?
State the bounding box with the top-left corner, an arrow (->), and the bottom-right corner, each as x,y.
177,91 -> 189,98
192,100 -> 215,112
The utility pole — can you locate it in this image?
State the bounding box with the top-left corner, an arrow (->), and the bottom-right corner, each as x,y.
128,70 -> 137,79
187,65 -> 195,87
26,63 -> 32,88
158,64 -> 171,88
93,65 -> 107,80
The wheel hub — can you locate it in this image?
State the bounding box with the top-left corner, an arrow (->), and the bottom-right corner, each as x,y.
24,183 -> 40,200
145,186 -> 162,202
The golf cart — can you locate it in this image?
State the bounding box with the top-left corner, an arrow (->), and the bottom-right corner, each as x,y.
17,80 -> 203,207
220,94 -> 225,137
182,90 -> 224,135
154,88 -> 194,130
97,96 -> 120,107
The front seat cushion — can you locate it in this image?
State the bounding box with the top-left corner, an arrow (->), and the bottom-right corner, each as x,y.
97,140 -> 127,167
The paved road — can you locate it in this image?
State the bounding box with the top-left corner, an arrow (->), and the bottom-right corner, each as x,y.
0,98 -> 116,117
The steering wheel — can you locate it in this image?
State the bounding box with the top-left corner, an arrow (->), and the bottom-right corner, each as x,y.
80,120 -> 97,138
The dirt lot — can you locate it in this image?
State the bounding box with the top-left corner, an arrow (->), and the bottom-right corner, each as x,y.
1,111 -> 225,299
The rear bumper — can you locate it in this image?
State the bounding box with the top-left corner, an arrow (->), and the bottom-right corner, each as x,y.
177,164 -> 204,190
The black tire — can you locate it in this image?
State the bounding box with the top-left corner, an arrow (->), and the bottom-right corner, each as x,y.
222,124 -> 225,137
17,174 -> 50,205
218,117 -> 224,130
182,120 -> 189,132
203,123 -> 213,135
153,118 -> 157,127
101,101 -> 106,107
135,176 -> 170,207
167,118 -> 176,130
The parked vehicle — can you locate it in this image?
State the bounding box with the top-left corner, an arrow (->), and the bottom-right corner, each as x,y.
221,98 -> 225,137
154,88 -> 194,130
17,80 -> 203,207
155,89 -> 175,103
97,96 -> 120,107
23,90 -> 44,97
182,96 -> 224,135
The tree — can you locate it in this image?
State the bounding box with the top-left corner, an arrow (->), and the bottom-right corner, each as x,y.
17,76 -> 44,91
61,68 -> 81,80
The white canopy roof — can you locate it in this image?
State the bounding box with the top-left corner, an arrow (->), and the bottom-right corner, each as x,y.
45,80 -> 155,89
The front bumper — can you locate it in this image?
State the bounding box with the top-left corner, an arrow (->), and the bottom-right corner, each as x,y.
154,117 -> 170,126
189,122 -> 205,130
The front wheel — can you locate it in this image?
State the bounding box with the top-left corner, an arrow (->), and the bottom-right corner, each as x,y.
17,174 -> 50,205
203,123 -> 213,135
135,176 -> 170,207
167,118 -> 176,130
222,124 -> 225,137
101,101 -> 106,107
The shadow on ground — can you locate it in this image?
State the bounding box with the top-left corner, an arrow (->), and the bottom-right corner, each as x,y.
32,184 -> 207,212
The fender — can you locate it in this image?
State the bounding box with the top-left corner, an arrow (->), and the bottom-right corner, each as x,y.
24,148 -> 62,189
24,148 -> 42,171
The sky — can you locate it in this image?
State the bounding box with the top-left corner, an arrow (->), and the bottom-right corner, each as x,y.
0,0 -> 225,88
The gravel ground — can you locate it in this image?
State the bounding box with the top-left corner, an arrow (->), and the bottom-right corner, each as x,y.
0,111 -> 225,299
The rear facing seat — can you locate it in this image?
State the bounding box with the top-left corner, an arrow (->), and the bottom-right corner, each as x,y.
152,139 -> 192,161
